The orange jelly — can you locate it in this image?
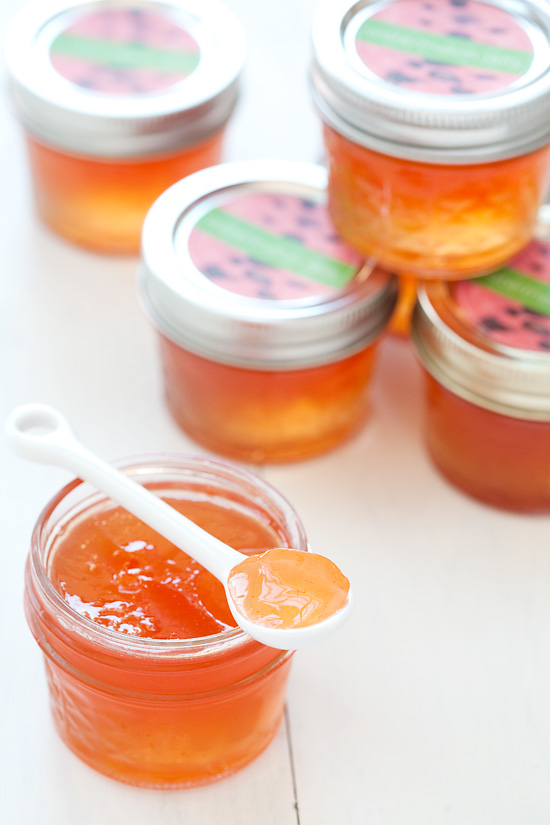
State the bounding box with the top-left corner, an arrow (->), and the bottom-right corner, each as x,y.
411,234 -> 550,512
228,548 -> 350,630
158,333 -> 378,463
324,127 -> 550,279
421,373 -> 550,512
6,0 -> 245,253
311,0 -> 550,278
25,132 -> 224,255
24,456 -> 308,788
140,161 -> 397,463
389,273 -> 418,337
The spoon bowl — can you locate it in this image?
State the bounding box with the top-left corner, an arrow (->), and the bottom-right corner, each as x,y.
6,404 -> 353,649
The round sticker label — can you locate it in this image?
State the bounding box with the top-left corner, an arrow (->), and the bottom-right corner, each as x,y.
50,8 -> 200,95
188,192 -> 364,301
452,239 -> 550,353
354,0 -> 534,95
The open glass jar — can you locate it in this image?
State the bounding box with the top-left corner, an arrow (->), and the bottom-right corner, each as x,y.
311,0 -> 550,279
5,0 -> 245,254
411,220 -> 550,512
24,454 -> 308,788
139,160 -> 398,463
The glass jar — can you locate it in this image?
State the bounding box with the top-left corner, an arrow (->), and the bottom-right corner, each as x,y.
24,454 -> 308,788
139,160 -> 398,463
411,224 -> 550,511
5,0 -> 245,254
311,0 -> 550,279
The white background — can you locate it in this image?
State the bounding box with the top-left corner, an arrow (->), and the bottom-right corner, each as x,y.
2,1 -> 550,823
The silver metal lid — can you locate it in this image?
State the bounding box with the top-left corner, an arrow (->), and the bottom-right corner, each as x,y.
5,0 -> 246,157
411,217 -> 550,419
311,0 -> 550,164
139,160 -> 398,370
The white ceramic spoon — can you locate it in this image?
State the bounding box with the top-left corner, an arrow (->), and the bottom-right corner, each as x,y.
6,404 -> 353,650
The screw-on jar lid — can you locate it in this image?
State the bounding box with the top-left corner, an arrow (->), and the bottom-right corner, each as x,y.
311,0 -> 550,164
5,0 -> 245,157
411,215 -> 550,419
139,160 -> 398,370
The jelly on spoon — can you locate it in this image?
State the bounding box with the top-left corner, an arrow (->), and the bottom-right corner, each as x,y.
6,404 -> 353,649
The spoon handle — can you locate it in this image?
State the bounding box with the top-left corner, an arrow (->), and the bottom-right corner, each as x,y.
6,404 -> 243,580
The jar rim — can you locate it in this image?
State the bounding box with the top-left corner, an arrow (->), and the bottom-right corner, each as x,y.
28,452 -> 309,659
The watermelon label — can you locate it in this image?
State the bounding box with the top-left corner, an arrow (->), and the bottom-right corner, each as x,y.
187,192 -> 364,300
452,239 -> 550,353
50,8 -> 200,95
353,0 -> 534,96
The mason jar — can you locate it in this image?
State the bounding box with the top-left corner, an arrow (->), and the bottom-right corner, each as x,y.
24,454 -> 308,787
5,0 -> 245,253
411,220 -> 550,511
139,160 -> 398,462
311,0 -> 550,279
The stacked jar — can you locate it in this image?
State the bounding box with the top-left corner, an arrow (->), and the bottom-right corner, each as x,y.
5,0 -> 246,253
311,0 -> 550,510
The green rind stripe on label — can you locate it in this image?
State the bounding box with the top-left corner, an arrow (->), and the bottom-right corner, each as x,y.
357,19 -> 533,75
51,34 -> 200,74
196,209 -> 358,288
476,268 -> 550,316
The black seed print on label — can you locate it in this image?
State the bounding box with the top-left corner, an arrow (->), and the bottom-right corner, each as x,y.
245,270 -> 271,284
429,71 -> 461,81
387,71 -> 417,83
524,321 -> 550,335
204,265 -> 229,279
480,316 -> 511,332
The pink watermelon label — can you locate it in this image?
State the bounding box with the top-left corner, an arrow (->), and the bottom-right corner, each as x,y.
187,192 -> 365,300
354,0 -> 534,95
452,239 -> 550,353
50,8 -> 200,95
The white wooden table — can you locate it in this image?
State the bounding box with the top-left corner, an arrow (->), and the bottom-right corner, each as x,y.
2,1 -> 550,822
